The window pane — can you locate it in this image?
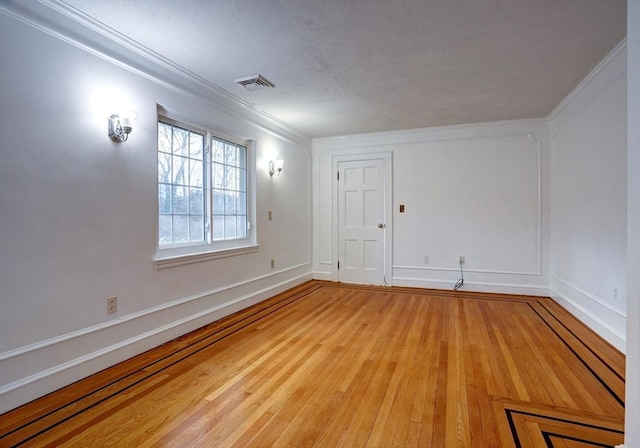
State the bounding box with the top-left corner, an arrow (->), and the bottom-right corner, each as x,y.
173,127 -> 188,156
236,217 -> 247,238
212,215 -> 224,240
212,140 -> 225,163
224,215 -> 236,239
190,159 -> 203,187
190,188 -> 203,214
212,189 -> 224,214
189,132 -> 203,160
225,192 -> 237,214
173,155 -> 187,185
159,121 -> 212,247
238,147 -> 246,169
225,166 -> 238,191
173,186 -> 188,214
158,152 -> 171,183
238,168 -> 246,191
173,216 -> 188,242
189,216 -> 204,242
159,215 -> 172,244
159,184 -> 172,214
237,192 -> 246,214
212,162 -> 224,188
225,143 -> 237,167
158,123 -> 172,153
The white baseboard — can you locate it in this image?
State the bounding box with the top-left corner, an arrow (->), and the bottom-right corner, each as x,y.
550,278 -> 626,353
0,267 -> 312,413
312,270 -> 333,281
392,276 -> 550,297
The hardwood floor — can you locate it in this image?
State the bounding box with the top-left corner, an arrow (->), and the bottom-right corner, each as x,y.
0,281 -> 625,447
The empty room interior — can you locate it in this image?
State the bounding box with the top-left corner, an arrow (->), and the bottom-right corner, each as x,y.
0,0 -> 639,446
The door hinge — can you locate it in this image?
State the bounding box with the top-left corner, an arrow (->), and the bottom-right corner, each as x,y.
337,171 -> 339,181
337,261 -> 340,270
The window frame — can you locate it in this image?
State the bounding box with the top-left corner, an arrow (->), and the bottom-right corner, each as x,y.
154,114 -> 258,269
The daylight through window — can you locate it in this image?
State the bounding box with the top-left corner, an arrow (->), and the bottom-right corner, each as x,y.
158,119 -> 249,250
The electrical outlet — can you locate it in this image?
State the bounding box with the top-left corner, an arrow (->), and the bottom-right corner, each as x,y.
270,259 -> 275,269
106,296 -> 117,314
268,211 -> 272,221
459,256 -> 465,264
613,286 -> 619,301
424,256 -> 429,264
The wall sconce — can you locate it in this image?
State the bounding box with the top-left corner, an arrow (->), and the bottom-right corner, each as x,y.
108,111 -> 136,143
269,159 -> 284,177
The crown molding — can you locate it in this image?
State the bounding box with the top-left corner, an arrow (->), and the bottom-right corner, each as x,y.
0,0 -> 310,144
547,38 -> 627,129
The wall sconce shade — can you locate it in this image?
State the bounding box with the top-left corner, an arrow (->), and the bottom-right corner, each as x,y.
108,111 -> 136,143
269,159 -> 284,177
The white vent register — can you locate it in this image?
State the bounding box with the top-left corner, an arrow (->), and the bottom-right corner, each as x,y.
234,74 -> 275,91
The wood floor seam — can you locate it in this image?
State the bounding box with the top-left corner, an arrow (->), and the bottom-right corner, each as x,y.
0,281 -> 626,447
0,282 -> 323,445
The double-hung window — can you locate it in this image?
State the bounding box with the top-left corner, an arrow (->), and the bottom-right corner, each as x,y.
156,117 -> 256,267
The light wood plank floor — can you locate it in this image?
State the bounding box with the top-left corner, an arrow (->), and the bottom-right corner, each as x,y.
0,281 -> 625,447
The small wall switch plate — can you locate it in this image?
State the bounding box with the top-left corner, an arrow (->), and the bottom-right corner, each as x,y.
268,211 -> 272,221
270,259 -> 275,269
459,256 -> 465,264
424,256 -> 429,264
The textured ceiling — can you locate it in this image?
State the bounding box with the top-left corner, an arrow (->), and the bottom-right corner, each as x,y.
65,0 -> 626,138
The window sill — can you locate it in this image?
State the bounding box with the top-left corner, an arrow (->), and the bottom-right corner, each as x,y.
153,244 -> 260,269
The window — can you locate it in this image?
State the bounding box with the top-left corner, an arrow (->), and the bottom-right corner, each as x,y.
211,136 -> 248,241
156,117 -> 256,267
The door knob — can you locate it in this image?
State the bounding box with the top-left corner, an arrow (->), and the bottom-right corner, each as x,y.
378,223 -> 384,228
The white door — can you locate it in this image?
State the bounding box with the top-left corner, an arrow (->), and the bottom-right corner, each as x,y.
337,157 -> 389,285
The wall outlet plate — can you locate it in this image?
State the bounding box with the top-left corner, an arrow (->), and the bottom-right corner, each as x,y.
106,296 -> 117,314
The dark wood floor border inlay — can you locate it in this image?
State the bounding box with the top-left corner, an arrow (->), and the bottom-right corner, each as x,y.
526,304 -> 625,407
0,282 -> 323,446
328,282 -> 625,408
543,431 -> 616,448
494,398 -> 624,448
537,301 -> 625,381
0,281 -> 626,447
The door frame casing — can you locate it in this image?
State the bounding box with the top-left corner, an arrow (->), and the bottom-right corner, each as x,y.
332,152 -> 393,285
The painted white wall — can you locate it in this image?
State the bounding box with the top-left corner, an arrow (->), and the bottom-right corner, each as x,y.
313,119 -> 550,296
548,43 -> 627,352
0,10 -> 311,412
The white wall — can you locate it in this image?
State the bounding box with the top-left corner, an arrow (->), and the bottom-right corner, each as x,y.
0,7 -> 311,412
549,42 -> 627,352
313,119 -> 550,296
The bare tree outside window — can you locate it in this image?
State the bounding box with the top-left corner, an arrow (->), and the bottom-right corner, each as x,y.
158,119 -> 248,248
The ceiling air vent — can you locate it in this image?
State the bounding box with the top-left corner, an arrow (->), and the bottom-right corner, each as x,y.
234,74 -> 275,91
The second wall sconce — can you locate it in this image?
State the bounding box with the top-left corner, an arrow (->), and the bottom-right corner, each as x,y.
269,159 -> 284,177
108,111 -> 137,143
